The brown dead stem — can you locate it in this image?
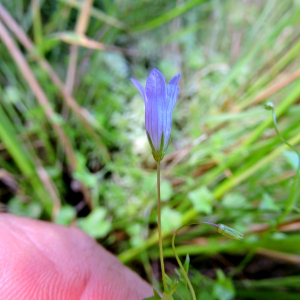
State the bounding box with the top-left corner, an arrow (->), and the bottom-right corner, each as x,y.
64,0 -> 94,116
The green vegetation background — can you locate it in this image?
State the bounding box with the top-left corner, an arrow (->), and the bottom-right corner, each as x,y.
1,0 -> 300,299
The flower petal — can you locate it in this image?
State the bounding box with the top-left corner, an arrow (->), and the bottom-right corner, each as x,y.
145,69 -> 167,151
130,78 -> 146,103
167,85 -> 180,112
169,73 -> 181,86
131,78 -> 151,136
164,84 -> 179,149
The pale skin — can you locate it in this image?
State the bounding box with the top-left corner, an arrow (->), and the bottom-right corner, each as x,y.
0,213 -> 153,300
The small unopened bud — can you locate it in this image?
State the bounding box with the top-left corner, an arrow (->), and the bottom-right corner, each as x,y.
217,224 -> 244,240
264,101 -> 274,111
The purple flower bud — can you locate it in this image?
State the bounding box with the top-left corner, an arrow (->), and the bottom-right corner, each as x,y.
131,69 -> 180,161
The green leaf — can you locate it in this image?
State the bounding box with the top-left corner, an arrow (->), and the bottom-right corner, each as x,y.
175,255 -> 191,283
259,193 -> 280,212
188,186 -> 214,214
183,254 -> 190,273
161,293 -> 175,300
78,207 -> 111,238
165,275 -> 179,296
56,205 -> 76,225
165,274 -> 173,287
283,150 -> 300,171
127,223 -> 143,247
8,197 -> 42,219
49,113 -> 65,125
212,269 -> 235,300
161,180 -> 173,202
161,207 -> 182,231
142,288 -> 162,299
221,193 -> 247,209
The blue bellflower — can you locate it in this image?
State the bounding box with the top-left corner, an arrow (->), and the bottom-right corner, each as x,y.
131,69 -> 180,161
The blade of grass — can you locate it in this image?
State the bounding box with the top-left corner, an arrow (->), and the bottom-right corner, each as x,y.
31,0 -> 43,55
133,0 -> 206,32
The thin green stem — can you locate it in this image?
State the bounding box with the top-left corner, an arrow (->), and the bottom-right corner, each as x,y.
185,282 -> 190,300
157,161 -> 167,293
271,108 -> 300,224
170,222 -> 240,299
172,225 -> 196,300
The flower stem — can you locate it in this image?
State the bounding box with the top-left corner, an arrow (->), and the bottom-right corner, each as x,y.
157,161 -> 167,293
171,226 -> 196,300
